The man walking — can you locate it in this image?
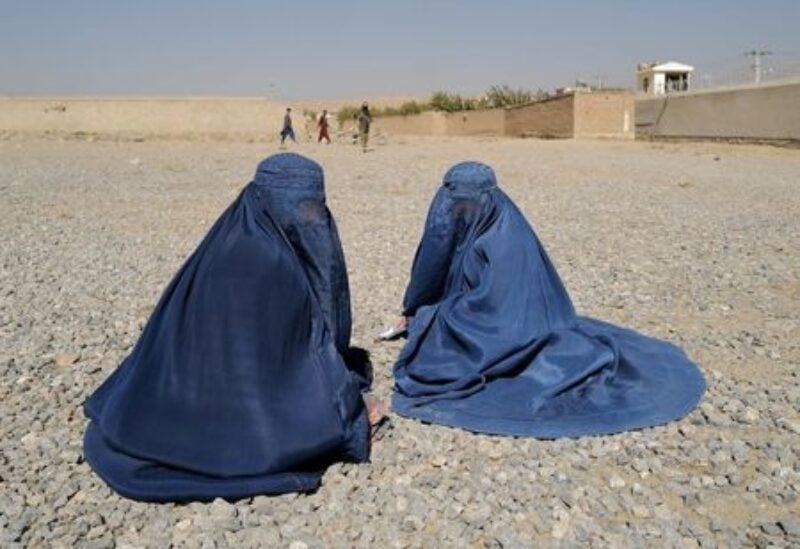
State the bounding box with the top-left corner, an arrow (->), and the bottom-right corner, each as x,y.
357,102 -> 371,152
280,107 -> 296,145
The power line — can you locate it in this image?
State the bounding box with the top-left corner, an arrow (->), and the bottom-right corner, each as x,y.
745,49 -> 772,83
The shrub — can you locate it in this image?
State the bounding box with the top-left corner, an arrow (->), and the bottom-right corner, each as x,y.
336,85 -> 550,123
429,91 -> 471,113
534,88 -> 551,101
336,105 -> 360,125
336,100 -> 433,120
485,85 -> 533,108
398,100 -> 428,116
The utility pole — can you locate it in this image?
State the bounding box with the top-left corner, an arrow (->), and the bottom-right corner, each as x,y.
745,49 -> 772,83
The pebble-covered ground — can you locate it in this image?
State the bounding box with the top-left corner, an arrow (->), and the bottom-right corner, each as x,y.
1,134 -> 798,548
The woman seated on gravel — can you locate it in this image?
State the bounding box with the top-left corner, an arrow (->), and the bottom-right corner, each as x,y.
83,153 -> 383,502
386,161 -> 705,438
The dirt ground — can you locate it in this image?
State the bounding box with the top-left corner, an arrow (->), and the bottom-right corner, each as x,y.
1,135 -> 798,547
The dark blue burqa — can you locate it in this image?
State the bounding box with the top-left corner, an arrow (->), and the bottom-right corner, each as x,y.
393,162 -> 705,438
83,154 -> 369,502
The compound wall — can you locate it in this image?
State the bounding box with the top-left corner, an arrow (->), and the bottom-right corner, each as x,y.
635,80 -> 800,141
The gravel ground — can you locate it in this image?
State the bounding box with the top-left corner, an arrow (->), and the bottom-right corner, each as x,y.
1,135 -> 799,548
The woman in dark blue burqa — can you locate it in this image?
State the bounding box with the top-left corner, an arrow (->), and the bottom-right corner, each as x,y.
83,153 -> 373,502
391,161 -> 705,438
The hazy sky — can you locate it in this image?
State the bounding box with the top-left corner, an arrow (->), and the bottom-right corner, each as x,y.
2,0 -> 799,98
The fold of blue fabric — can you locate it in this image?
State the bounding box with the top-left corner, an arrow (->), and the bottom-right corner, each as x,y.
392,161 -> 705,438
84,153 -> 369,502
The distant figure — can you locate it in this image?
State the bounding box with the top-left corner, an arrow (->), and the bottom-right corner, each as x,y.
318,109 -> 331,144
280,108 -> 296,145
357,102 -> 372,152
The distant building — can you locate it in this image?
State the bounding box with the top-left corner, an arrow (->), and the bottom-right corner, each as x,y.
505,89 -> 635,139
637,61 -> 694,95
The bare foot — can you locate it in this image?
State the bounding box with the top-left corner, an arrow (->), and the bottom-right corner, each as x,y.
362,394 -> 388,438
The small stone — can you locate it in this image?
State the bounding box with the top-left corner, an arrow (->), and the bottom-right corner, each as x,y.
757,460 -> 780,476
488,447 -> 504,460
710,450 -> 730,466
21,432 -> 39,446
174,519 -> 192,532
551,513 -> 571,539
631,458 -> 648,473
778,418 -> 800,434
653,504 -> 673,521
705,410 -> 730,426
239,527 -> 277,546
758,522 -> 782,537
394,474 -> 412,486
739,407 -> 759,424
779,518 -> 800,538
54,353 -> 80,367
401,515 -> 423,532
710,517 -> 730,532
289,542 -> 308,549
210,498 -> 236,517
609,475 -> 626,489
727,471 -> 744,486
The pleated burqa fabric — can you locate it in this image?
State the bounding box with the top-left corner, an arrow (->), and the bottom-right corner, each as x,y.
393,162 -> 705,438
83,153 -> 369,502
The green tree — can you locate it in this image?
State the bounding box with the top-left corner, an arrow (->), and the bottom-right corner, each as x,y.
398,100 -> 428,115
429,91 -> 469,113
484,85 -> 548,108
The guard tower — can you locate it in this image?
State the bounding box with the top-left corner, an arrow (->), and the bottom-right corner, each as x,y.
637,61 -> 694,95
